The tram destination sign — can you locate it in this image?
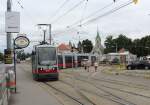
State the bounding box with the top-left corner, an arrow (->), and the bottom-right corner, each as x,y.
14,36 -> 30,49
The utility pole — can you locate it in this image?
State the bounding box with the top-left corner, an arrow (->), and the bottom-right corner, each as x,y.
7,0 -> 12,49
49,24 -> 52,45
116,43 -> 118,53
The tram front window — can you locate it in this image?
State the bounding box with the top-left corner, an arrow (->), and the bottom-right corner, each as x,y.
38,47 -> 56,65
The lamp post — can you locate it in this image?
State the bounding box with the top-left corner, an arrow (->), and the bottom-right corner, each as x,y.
115,43 -> 118,53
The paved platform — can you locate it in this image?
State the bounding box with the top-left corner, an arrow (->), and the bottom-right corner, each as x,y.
9,64 -> 61,105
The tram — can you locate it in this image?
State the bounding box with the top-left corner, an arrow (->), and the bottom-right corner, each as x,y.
32,44 -> 59,81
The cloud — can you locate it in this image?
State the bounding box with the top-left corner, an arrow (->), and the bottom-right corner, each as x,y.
0,0 -> 150,52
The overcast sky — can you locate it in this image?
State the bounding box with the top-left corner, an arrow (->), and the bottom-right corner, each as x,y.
0,0 -> 150,52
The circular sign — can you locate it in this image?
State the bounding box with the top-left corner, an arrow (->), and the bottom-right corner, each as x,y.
15,36 -> 30,48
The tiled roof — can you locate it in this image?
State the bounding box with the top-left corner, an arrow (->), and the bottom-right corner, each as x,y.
58,43 -> 71,51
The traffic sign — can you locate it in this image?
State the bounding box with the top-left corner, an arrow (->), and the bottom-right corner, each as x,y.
14,36 -> 30,49
5,12 -> 20,33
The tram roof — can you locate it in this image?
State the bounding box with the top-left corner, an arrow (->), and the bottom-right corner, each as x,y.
34,44 -> 56,48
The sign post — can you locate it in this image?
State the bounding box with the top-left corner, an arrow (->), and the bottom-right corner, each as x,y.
13,35 -> 30,93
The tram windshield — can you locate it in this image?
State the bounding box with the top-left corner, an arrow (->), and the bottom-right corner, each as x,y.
38,47 -> 56,65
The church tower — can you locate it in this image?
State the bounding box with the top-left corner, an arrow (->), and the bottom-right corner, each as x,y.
92,28 -> 104,55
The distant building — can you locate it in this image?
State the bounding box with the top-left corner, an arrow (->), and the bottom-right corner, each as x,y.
57,43 -> 71,53
57,43 -> 77,53
91,29 -> 104,62
91,29 -> 104,55
103,48 -> 137,64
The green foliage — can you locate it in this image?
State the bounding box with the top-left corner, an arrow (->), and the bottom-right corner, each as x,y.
0,52 -> 4,61
17,51 -> 31,60
104,35 -> 115,53
104,34 -> 150,57
82,39 -> 93,53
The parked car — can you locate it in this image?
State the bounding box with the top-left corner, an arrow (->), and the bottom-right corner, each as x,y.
127,60 -> 150,70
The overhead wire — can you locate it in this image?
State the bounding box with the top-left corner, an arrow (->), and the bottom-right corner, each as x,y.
68,0 -> 121,28
77,0 -> 89,38
16,0 -> 39,26
79,0 -> 89,26
81,0 -> 133,26
53,0 -> 121,35
51,0 -> 86,24
53,0 -> 134,36
49,0 -> 71,22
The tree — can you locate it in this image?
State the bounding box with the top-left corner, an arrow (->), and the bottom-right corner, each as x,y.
104,35 -> 115,53
0,52 -> 4,61
82,39 -> 93,53
17,51 -> 26,60
132,39 -> 141,57
115,34 -> 132,51
104,34 -> 150,57
104,35 -> 133,54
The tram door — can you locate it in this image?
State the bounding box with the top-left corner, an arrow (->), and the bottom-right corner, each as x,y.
65,56 -> 74,68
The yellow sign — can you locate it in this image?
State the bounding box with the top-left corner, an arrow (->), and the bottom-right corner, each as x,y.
4,49 -> 13,64
133,0 -> 138,4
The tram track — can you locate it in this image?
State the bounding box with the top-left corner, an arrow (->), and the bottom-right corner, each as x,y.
59,78 -> 136,105
77,76 -> 150,99
90,77 -> 150,91
43,82 -> 95,105
62,71 -> 150,90
61,72 -> 150,102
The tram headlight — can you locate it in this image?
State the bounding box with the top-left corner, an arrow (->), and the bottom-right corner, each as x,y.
52,67 -> 57,70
